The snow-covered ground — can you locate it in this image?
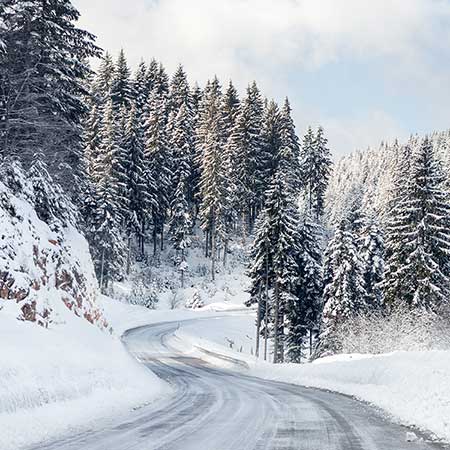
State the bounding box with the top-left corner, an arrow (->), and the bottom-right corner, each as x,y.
98,296 -> 450,444
158,307 -> 450,445
0,304 -> 170,450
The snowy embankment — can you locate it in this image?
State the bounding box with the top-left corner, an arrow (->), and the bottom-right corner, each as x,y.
0,169 -> 169,450
170,312 -> 450,444
0,311 -> 169,450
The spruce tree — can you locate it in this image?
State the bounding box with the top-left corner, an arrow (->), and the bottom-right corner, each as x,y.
111,49 -> 133,110
123,103 -> 147,252
286,217 -> 323,362
228,82 -> 264,231
169,177 -> 192,287
318,220 -> 367,355
261,100 -> 281,183
278,98 -> 301,196
384,137 -> 450,310
0,0 -> 100,186
169,64 -> 192,114
90,99 -> 126,288
361,218 -> 385,309
143,91 -> 172,255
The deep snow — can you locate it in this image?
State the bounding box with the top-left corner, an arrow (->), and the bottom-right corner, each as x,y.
0,304 -> 169,450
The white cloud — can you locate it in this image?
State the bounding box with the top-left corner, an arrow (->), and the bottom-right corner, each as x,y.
72,0 -> 450,155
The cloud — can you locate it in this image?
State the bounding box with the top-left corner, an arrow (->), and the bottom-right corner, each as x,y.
72,0 -> 450,156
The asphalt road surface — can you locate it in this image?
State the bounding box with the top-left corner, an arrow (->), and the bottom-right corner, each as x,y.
30,319 -> 447,450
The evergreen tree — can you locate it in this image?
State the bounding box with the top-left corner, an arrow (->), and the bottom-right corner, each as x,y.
0,0 -> 100,186
123,103 -> 147,245
317,220 -> 366,355
93,52 -> 115,103
145,58 -> 159,95
384,137 -> 450,310
133,60 -> 150,114
261,100 -> 281,183
228,82 -> 264,231
361,218 -> 385,309
169,177 -> 192,287
300,126 -> 333,220
143,91 -> 172,255
169,64 -> 192,114
168,103 -> 194,207
111,49 -> 133,110
278,98 -> 301,196
83,103 -> 102,182
89,99 -> 126,288
286,217 -> 323,362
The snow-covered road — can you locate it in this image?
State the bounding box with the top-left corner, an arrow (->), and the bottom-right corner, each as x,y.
30,319 -> 445,450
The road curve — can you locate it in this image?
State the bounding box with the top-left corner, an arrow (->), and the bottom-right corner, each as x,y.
31,319 -> 446,450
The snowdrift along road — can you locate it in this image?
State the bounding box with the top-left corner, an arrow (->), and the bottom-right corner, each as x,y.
29,317 -> 446,450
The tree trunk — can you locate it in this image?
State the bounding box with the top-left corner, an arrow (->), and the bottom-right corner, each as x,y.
264,253 -> 269,361
160,224 -> 164,251
153,225 -> 157,256
181,248 -> 185,288
205,229 -> 209,258
223,238 -> 228,267
211,222 -> 216,281
126,235 -> 132,275
255,284 -> 262,358
99,246 -> 105,293
273,280 -> 280,364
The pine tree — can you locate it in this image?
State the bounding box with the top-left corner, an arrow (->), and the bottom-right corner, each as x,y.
145,58 -> 159,95
317,220 -> 366,355
111,49 -> 133,110
169,177 -> 192,288
361,218 -> 385,309
168,103 -> 194,207
123,103 -> 147,250
221,81 -> 240,142
83,103 -> 102,182
89,99 -> 127,288
169,64 -> 192,114
278,98 -> 301,196
300,126 -> 333,220
286,217 -> 323,362
0,0 -> 100,187
384,137 -> 450,310
93,52 -> 115,103
261,100 -> 281,183
264,169 -> 302,363
228,82 -> 264,231
133,60 -> 150,114
143,91 -> 172,255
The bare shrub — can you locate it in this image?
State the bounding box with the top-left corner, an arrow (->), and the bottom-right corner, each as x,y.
334,305 -> 450,354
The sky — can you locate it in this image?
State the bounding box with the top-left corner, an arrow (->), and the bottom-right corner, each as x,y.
72,0 -> 450,157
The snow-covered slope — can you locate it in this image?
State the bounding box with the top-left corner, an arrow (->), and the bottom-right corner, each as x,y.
0,163 -> 102,327
0,164 -> 169,450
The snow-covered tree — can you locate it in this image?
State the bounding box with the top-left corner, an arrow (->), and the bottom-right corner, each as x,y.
111,49 -> 133,110
0,0 -> 100,188
384,137 -> 450,311
317,219 -> 367,355
301,126 -> 332,220
143,91 -> 172,255
361,218 -> 385,309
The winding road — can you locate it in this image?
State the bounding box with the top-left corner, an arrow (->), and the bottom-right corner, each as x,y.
32,319 -> 446,450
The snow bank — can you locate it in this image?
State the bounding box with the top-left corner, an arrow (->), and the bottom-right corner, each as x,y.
250,351 -> 450,443
174,314 -> 450,444
0,306 -> 169,450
